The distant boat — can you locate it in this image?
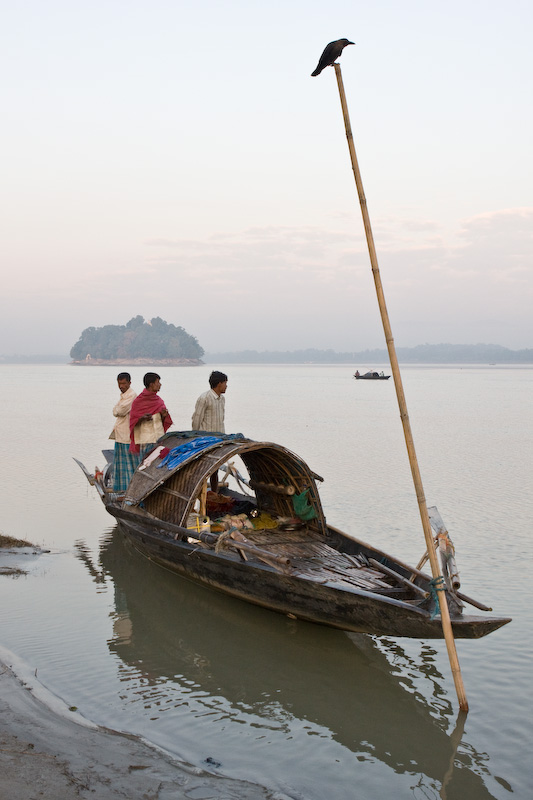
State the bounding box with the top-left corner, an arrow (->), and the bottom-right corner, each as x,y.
354,370 -> 390,380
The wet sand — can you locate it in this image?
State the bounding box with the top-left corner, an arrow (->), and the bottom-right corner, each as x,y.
0,657 -> 275,800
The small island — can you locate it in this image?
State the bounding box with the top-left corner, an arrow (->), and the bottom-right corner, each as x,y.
70,316 -> 204,366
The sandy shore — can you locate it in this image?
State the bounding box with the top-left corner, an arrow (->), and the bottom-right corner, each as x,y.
0,654 -> 276,800
0,546 -> 276,799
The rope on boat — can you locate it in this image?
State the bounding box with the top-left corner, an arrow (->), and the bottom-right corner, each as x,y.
429,576 -> 446,619
214,530 -> 233,553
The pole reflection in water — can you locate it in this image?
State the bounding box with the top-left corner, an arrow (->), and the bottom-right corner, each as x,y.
75,529 -> 499,799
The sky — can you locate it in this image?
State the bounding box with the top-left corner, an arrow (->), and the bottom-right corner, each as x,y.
1,0 -> 532,355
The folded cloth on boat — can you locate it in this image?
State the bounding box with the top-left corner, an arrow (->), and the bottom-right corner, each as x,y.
292,489 -> 317,521
251,512 -> 278,529
157,436 -> 222,470
206,492 -> 235,515
138,445 -> 165,470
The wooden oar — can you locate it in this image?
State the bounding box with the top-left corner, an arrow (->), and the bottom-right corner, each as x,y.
213,529 -> 292,570
332,62 -> 468,711
380,551 -> 492,612
368,558 -> 429,598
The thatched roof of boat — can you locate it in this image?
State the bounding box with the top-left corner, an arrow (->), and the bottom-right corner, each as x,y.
123,432 -> 327,533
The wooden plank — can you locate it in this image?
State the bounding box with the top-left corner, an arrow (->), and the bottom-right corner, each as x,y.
257,535 -> 401,593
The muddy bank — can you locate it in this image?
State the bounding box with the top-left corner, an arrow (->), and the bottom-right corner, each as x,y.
0,654 -> 276,800
0,543 -> 275,799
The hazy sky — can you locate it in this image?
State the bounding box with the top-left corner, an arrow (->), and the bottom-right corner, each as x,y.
1,0 -> 532,354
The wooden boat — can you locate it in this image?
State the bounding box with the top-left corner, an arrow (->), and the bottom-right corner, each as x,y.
75,432 -> 510,639
354,371 -> 390,380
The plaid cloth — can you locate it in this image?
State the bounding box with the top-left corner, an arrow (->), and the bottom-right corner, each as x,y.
137,443 -> 160,462
113,442 -> 139,492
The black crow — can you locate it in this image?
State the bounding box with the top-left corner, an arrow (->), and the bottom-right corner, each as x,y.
311,38 -> 354,76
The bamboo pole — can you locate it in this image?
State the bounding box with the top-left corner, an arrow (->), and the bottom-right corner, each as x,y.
333,63 -> 468,711
199,479 -> 208,517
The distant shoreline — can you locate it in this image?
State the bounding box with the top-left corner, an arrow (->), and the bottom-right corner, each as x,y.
204,343 -> 533,365
70,358 -> 203,367
1,343 -> 532,366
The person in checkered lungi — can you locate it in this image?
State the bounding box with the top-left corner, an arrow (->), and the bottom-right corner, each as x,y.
110,373 -> 138,492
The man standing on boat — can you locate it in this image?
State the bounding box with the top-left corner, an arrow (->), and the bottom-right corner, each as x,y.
191,370 -> 228,491
129,372 -> 173,460
110,372 -> 138,493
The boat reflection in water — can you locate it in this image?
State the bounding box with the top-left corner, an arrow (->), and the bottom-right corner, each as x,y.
78,529 -> 501,799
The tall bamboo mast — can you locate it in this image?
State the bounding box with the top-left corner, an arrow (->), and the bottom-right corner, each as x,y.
333,63 -> 468,711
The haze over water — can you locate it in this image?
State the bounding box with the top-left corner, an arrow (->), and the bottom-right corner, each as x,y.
1,363 -> 531,799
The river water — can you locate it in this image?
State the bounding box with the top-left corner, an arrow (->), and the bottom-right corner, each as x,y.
0,363 -> 531,799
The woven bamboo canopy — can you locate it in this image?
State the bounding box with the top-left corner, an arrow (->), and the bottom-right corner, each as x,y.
124,433 -> 327,533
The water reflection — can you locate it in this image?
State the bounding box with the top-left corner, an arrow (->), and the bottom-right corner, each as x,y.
76,529 -> 499,799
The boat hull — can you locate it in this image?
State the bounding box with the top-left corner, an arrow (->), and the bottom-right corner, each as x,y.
108,505 -> 509,640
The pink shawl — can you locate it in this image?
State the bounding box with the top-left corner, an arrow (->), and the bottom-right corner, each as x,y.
129,389 -> 173,453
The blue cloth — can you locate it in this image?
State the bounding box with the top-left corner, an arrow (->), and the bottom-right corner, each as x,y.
157,436 -> 223,470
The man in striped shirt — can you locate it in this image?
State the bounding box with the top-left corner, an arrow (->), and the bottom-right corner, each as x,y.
191,371 -> 228,491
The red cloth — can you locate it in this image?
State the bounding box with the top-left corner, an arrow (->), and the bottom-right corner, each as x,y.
129,389 -> 173,453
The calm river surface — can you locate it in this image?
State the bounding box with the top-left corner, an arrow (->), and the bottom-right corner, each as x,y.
0,363 -> 532,799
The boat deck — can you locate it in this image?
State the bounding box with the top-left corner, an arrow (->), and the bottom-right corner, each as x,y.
240,528 -> 407,596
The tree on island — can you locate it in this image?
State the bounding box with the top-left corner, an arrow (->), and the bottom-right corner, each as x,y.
70,316 -> 204,361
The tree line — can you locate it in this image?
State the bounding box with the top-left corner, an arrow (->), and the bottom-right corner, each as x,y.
203,343 -> 533,364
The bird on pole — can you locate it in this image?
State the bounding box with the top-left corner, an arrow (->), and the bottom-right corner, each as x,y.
311,39 -> 354,77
